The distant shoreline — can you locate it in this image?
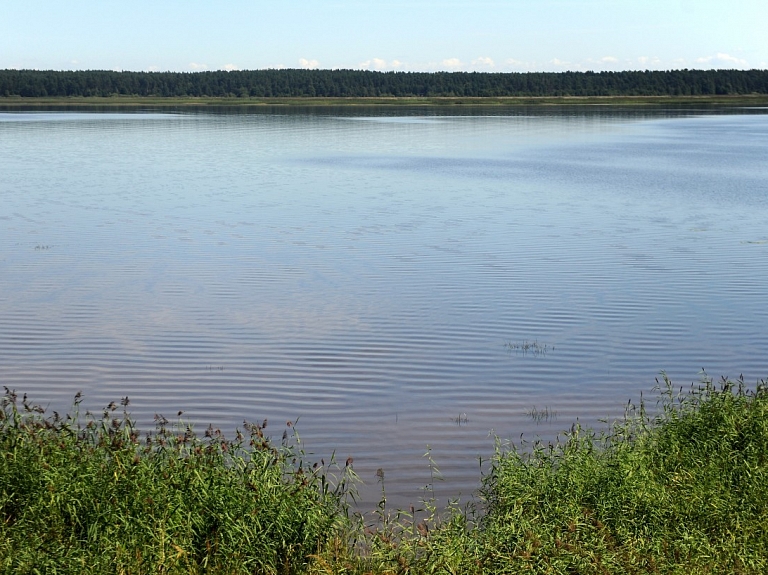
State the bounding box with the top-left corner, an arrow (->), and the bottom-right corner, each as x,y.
2,94 -> 768,108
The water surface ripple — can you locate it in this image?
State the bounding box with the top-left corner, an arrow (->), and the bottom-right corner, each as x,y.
1,107 -> 767,507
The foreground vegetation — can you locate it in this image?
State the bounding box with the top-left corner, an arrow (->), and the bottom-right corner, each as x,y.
0,392 -> 356,574
2,374 -> 767,574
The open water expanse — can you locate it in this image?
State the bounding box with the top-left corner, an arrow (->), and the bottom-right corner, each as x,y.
1,105 -> 767,508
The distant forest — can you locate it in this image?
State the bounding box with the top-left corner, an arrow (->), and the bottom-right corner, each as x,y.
1,69 -> 767,98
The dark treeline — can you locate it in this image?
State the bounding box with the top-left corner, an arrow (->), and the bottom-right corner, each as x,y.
2,68 -> 768,98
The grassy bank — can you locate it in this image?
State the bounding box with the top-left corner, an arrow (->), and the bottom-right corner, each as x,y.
2,375 -> 767,574
2,94 -> 768,108
0,392 -> 357,574
357,375 -> 768,574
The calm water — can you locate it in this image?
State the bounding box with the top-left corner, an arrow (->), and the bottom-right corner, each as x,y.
1,106 -> 768,507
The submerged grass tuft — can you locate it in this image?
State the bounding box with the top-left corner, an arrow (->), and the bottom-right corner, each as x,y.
525,405 -> 558,423
504,340 -> 553,356
3,373 -> 768,573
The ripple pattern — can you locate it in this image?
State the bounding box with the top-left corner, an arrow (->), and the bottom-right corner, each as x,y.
1,108 -> 768,508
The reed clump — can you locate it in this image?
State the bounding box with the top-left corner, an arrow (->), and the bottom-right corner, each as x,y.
0,390 -> 356,574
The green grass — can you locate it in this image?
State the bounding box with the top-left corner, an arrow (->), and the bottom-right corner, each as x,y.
2,374 -> 768,574
0,391 -> 357,574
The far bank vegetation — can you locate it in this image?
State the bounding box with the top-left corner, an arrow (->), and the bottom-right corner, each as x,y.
1,69 -> 767,99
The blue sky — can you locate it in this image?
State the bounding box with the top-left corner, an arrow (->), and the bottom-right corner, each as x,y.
3,0 -> 766,72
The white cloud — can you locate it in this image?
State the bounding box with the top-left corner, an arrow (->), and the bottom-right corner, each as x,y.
551,58 -> 571,67
357,58 -> 408,70
299,58 -> 320,69
578,56 -> 624,70
472,56 -> 495,68
222,63 -> 239,71
147,65 -> 160,72
359,58 -> 403,71
505,58 -> 527,68
695,53 -> 748,67
441,58 -> 463,69
636,56 -> 662,68
189,62 -> 208,70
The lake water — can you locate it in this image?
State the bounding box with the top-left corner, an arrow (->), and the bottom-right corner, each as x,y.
1,105 -> 767,508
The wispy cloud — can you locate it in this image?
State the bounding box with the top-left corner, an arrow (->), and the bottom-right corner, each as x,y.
472,56 -> 495,68
636,56 -> 662,68
299,58 -> 320,69
358,58 -> 388,70
358,58 -> 405,71
505,58 -> 528,68
441,58 -> 463,70
695,53 -> 748,67
147,65 -> 160,72
338,53 -> 761,74
189,62 -> 208,70
222,64 -> 239,71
